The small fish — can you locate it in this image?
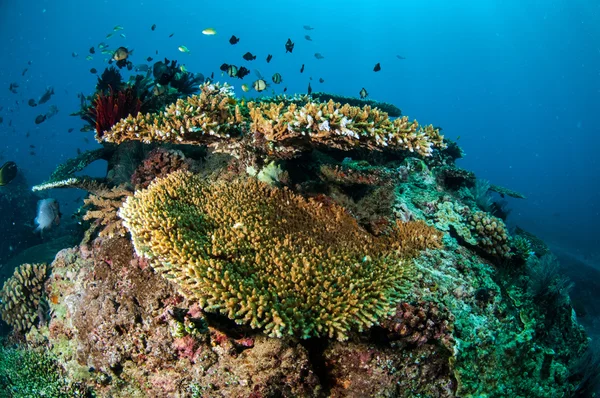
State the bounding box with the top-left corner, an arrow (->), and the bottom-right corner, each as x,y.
22,68 -> 28,76
38,86 -> 54,104
85,55 -> 93,61
169,33 -> 174,38
151,24 -> 156,31
237,66 -> 250,79
178,45 -> 190,53
89,46 -> 95,54
34,198 -> 61,236
229,35 -> 240,45
68,128 -> 74,133
303,25 -> 314,30
90,68 -> 97,74
34,114 -> 47,124
0,117 -> 3,123
156,50 -> 158,54
396,55 -> 406,60
285,38 -> 294,53
300,64 -> 305,73
77,148 -> 82,155
98,42 -> 108,49
113,25 -> 124,31
220,63 -> 229,72
9,82 -> 18,93
147,56 -> 153,62
253,79 -> 268,92
106,33 -> 113,39
456,135 -> 461,140
71,52 -> 78,57
266,54 -> 272,63
373,62 -> 381,72
202,28 -> 217,35
359,87 -> 368,98
29,144 -> 35,149
243,52 -> 256,61
113,46 -> 131,61
30,151 -> 35,156
314,53 -> 324,60
283,87 -> 287,92
28,99 -> 37,107
179,64 -> 187,73
101,49 -> 113,55
307,82 -> 312,95
241,84 -> 250,92
0,161 -> 18,186
319,78 -> 324,83
26,131 -> 29,137
227,64 -> 238,77
210,72 -> 214,79
272,73 -> 282,84
28,60 -> 32,65
304,35 -> 312,41
120,33 -> 126,39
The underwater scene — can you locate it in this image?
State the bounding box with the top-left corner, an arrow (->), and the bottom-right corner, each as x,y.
0,0 -> 599,396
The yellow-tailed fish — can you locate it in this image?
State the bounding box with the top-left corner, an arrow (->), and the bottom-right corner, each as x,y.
178,46 -> 190,53
202,28 -> 217,35
180,64 -> 187,73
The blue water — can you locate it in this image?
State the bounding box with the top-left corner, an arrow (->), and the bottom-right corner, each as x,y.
0,0 -> 598,260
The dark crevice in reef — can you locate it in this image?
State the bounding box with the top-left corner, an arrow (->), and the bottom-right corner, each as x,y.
300,337 -> 331,394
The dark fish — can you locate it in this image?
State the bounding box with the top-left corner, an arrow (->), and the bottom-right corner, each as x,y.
396,55 -> 406,60
229,35 -> 240,45
285,38 -> 294,53
0,161 -> 18,186
29,144 -> 35,149
169,33 -> 174,38
77,148 -> 82,155
30,151 -> 36,156
304,35 -> 312,41
68,128 -> 74,133
266,54 -> 272,63
126,61 -> 133,71
38,86 -> 54,104
89,46 -> 95,54
26,131 -> 30,137
307,82 -> 312,95
272,73 -> 282,84
84,137 -> 90,143
156,50 -> 158,54
243,52 -> 256,61
227,64 -> 238,77
319,78 -> 324,83
373,62 -> 381,72
283,87 -> 287,93
359,87 -> 368,98
0,117 -> 3,123
303,25 -> 314,30
90,68 -> 97,74
219,63 -> 229,72
9,83 -> 18,93
135,64 -> 149,72
300,64 -> 305,73
72,52 -> 78,57
147,56 -> 153,62
28,60 -> 32,65
237,66 -> 250,79
28,99 -> 37,107
22,68 -> 28,76
35,114 -> 47,124
314,53 -> 324,60
210,72 -> 214,79
151,24 -> 156,31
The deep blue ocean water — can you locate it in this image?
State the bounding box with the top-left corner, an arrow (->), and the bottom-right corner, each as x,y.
0,0 -> 598,261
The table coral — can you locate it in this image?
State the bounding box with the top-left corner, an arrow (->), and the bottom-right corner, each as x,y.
119,170 -> 442,340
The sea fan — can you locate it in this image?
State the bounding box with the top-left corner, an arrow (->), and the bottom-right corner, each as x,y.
171,72 -> 205,95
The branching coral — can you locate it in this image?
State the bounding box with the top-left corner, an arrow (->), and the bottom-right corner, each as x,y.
100,83 -> 445,161
0,263 -> 48,333
118,170 -> 440,340
83,186 -> 132,238
468,211 -> 511,257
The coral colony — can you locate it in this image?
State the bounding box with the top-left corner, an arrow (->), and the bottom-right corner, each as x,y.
0,72 -> 592,396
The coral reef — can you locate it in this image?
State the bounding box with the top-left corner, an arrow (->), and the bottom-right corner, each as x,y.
130,147 -> 191,189
83,185 -> 132,238
468,211 -> 511,257
0,263 -> 48,333
310,91 -> 402,117
84,87 -> 142,138
119,171 -> 439,340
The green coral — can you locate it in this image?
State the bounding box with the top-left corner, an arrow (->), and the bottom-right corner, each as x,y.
118,171 -> 440,340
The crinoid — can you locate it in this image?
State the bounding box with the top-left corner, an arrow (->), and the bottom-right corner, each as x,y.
96,66 -> 124,93
171,72 -> 205,95
85,87 -> 141,138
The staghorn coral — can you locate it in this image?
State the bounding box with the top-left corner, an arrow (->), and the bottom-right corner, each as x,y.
83,185 -> 132,238
380,300 -> 454,348
131,148 -> 191,189
118,170 -> 440,340
0,263 -> 48,333
100,83 -> 445,161
468,211 -> 511,257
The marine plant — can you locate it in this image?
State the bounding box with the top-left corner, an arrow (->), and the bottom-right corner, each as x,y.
119,170 -> 442,340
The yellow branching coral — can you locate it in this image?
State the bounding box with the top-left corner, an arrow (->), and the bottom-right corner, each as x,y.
0,263 -> 48,333
103,83 -> 243,145
101,83 -> 445,160
83,186 -> 132,238
119,171 -> 439,340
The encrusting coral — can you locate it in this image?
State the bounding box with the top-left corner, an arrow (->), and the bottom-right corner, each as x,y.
100,82 -> 445,161
0,263 -> 48,333
119,170 -> 442,340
